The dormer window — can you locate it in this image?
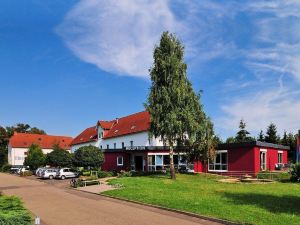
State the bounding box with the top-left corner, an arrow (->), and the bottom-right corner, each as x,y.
131,125 -> 136,130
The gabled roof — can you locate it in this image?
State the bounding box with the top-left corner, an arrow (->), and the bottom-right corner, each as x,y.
103,111 -> 150,139
9,133 -> 73,150
97,121 -> 115,130
70,126 -> 97,146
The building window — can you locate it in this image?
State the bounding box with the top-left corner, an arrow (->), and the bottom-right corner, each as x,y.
117,156 -> 123,166
278,152 -> 283,164
114,143 -> 116,149
130,141 -> 133,148
209,150 -> 228,171
100,145 -> 102,149
122,142 -> 124,149
107,144 -> 109,149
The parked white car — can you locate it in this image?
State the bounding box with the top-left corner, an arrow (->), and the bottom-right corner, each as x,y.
56,168 -> 79,180
41,168 -> 58,179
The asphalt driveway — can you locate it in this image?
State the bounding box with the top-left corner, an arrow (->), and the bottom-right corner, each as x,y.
0,173 -> 222,225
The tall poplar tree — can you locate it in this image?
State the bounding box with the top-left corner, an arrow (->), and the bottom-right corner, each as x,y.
146,32 -> 214,179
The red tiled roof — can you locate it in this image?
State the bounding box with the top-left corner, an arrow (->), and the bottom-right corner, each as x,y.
70,126 -> 97,146
97,121 -> 115,130
9,133 -> 73,150
103,111 -> 150,139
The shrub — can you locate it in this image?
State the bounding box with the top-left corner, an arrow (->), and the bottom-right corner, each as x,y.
0,194 -> 32,225
290,163 -> 300,182
45,145 -> 73,167
1,164 -> 12,172
118,170 -> 132,177
257,171 -> 290,181
20,171 -> 33,177
97,170 -> 114,178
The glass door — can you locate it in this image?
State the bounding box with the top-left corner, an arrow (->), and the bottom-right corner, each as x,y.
260,151 -> 266,171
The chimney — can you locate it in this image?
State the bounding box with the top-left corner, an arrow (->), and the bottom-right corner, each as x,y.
116,118 -> 119,124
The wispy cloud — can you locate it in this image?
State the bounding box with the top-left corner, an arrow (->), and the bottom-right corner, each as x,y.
56,0 -> 235,78
56,0 -> 181,78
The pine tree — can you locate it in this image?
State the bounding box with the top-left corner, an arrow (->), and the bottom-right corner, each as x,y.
281,131 -> 288,146
265,123 -> 280,144
235,119 -> 251,143
257,130 -> 265,142
146,32 -> 214,179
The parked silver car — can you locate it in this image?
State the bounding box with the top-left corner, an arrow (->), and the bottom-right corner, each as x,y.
41,168 -> 58,179
56,168 -> 79,180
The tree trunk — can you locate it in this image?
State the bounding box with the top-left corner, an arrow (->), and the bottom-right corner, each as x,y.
169,146 -> 176,180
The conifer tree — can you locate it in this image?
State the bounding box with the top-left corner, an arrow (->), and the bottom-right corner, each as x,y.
265,123 -> 280,144
257,130 -> 265,142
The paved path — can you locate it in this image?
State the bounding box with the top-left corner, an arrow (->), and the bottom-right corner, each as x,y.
0,173 -> 222,225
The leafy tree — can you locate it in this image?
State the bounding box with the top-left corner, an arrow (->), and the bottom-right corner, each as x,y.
226,136 -> 236,144
6,124 -> 46,136
73,145 -> 104,169
235,119 -> 253,142
24,144 -> 45,170
265,123 -> 280,144
257,130 -> 265,142
28,127 -> 46,135
0,146 -> 8,166
45,144 -> 73,167
0,127 -> 8,166
146,31 -> 215,179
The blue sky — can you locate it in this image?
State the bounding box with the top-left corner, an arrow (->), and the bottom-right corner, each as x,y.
1,0 -> 300,140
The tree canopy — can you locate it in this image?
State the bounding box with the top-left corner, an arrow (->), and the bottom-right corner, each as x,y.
6,123 -> 46,137
265,123 -> 280,144
146,31 -> 216,179
73,145 -> 104,168
24,144 -> 45,170
235,119 -> 252,142
45,144 -> 73,167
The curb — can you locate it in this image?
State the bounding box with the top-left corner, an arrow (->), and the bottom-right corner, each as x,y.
72,187 -> 240,225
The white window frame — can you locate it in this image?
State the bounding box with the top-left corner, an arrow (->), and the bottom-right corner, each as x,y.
117,156 -> 123,166
208,150 -> 228,172
278,151 -> 283,164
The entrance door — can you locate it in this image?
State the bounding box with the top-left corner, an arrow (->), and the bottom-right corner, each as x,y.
135,156 -> 143,171
260,151 -> 266,171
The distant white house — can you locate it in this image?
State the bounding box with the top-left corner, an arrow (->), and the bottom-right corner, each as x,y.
8,133 -> 73,166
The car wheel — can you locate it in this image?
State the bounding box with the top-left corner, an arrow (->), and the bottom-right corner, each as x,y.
49,175 -> 54,180
61,175 -> 66,180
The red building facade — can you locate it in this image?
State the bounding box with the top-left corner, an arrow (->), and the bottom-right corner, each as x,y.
194,141 -> 289,176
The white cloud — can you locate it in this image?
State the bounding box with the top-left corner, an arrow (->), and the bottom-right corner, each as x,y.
56,0 -> 236,78
56,0 -> 182,78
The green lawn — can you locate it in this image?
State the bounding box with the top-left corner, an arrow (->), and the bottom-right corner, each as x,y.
103,173 -> 300,225
0,194 -> 32,225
